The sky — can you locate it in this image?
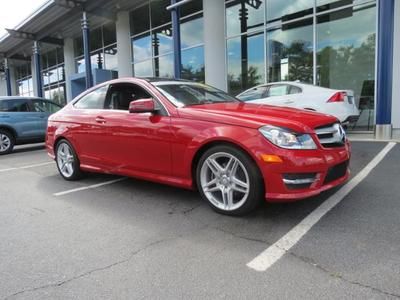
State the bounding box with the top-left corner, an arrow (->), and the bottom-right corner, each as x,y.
0,0 -> 48,38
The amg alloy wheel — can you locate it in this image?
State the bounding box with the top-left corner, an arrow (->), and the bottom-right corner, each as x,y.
56,140 -> 82,180
197,145 -> 263,216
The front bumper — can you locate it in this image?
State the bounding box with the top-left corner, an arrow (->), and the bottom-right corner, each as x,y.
256,141 -> 351,202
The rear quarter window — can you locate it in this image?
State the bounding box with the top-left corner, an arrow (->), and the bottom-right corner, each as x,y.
289,85 -> 302,94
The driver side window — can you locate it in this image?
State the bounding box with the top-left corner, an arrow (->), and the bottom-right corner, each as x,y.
105,83 -> 152,110
74,85 -> 108,109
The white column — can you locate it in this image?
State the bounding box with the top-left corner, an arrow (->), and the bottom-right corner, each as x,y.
0,75 -> 6,96
203,0 -> 227,91
392,0 -> 400,136
9,64 -> 17,96
31,58 -> 39,96
116,11 -> 132,78
64,37 -> 76,102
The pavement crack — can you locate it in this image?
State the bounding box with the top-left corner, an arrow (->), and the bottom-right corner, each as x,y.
182,203 -> 203,214
3,238 -> 172,300
210,226 -> 272,245
286,250 -> 400,299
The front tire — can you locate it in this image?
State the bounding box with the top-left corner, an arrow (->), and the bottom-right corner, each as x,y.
55,139 -> 82,181
0,129 -> 15,155
196,145 -> 264,216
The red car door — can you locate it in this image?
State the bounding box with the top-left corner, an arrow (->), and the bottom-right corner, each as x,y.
68,84 -> 110,169
96,82 -> 173,176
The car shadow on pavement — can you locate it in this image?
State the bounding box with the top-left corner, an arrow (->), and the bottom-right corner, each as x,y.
37,141 -> 387,247
40,170 -> 341,247
11,144 -> 46,154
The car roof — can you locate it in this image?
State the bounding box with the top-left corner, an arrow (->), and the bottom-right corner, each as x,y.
0,96 -> 48,101
237,81 -> 339,95
140,77 -> 192,83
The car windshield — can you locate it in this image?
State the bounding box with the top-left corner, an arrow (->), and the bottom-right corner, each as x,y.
153,82 -> 239,107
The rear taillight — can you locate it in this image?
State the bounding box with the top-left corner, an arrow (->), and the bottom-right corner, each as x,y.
327,92 -> 346,103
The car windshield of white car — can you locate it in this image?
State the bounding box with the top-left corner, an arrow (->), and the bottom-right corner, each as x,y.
154,83 -> 239,107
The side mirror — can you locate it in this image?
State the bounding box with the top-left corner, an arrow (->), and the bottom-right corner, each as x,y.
129,98 -> 158,113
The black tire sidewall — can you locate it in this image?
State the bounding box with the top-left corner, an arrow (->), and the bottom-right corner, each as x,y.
196,145 -> 264,216
55,139 -> 82,181
0,129 -> 15,155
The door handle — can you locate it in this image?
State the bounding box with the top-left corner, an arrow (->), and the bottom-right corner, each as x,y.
95,116 -> 106,124
284,100 -> 294,104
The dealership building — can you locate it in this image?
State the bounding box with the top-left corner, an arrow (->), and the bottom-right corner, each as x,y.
0,0 -> 398,139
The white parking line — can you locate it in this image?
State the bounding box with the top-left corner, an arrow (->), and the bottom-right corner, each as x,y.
53,178 -> 127,197
0,162 -> 54,173
247,142 -> 397,272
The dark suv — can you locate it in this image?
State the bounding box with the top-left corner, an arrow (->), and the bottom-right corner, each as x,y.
0,97 -> 62,154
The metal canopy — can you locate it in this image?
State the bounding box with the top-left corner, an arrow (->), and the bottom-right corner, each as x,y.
5,29 -> 36,40
0,0 -> 145,57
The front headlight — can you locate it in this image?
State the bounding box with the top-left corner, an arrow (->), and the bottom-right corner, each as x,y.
259,125 -> 317,150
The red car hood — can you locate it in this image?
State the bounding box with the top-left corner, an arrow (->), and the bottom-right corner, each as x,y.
177,102 -> 338,133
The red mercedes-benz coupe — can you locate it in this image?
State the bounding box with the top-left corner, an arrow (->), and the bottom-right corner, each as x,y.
46,78 -> 350,215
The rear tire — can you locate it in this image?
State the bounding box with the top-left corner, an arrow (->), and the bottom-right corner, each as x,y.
0,129 -> 15,155
55,139 -> 82,181
196,145 -> 264,216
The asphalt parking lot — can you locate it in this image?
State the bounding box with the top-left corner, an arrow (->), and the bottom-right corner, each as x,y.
0,141 -> 399,299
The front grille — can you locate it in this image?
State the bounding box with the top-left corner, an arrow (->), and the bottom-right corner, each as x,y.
323,160 -> 349,184
315,123 -> 346,148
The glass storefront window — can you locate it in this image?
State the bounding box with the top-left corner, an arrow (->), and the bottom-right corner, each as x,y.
47,50 -> 57,67
57,47 -> 64,64
181,0 -> 203,17
181,16 -> 204,48
77,58 -> 85,73
90,52 -> 105,69
41,54 -> 49,70
75,23 -> 118,74
227,31 -> 265,95
153,25 -> 173,56
45,84 -> 66,105
316,0 -> 372,12
43,72 -> 49,85
158,54 -> 174,78
16,63 -> 31,80
130,4 -> 150,35
267,0 -> 313,23
182,46 -> 205,82
150,0 -> 171,28
103,22 -> 116,46
104,45 -> 118,70
74,37 -> 84,57
58,66 -> 65,82
134,60 -> 153,77
226,0 -> 264,38
17,77 -> 33,97
317,4 -> 376,130
41,47 -> 66,104
15,62 -> 33,97
76,53 -> 104,73
131,1 -> 204,81
267,18 -> 313,83
48,68 -> 58,84
132,34 -> 153,63
90,27 -> 103,51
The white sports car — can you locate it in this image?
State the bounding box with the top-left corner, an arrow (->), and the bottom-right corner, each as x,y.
237,82 -> 360,124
